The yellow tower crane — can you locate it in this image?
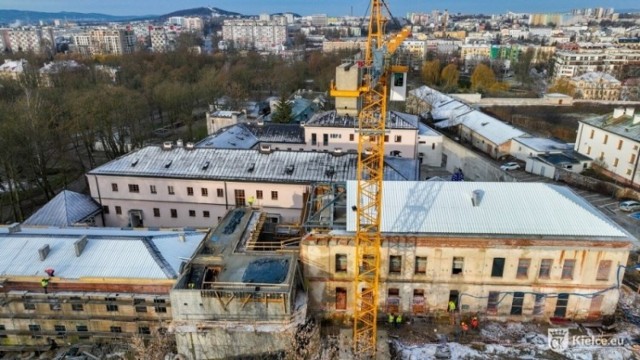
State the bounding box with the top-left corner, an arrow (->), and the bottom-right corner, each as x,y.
330,0 -> 411,357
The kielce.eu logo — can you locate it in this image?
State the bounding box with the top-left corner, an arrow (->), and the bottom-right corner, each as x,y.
548,328 -> 569,353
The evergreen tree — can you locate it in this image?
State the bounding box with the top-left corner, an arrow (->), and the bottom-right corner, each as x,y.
271,93 -> 293,123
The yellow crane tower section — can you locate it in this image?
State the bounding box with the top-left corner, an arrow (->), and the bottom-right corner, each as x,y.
330,0 -> 411,357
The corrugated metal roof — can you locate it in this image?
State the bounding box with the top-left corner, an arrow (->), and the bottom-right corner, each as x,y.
346,181 -> 630,239
197,123 -> 305,149
23,190 -> 101,227
306,110 -> 417,129
412,85 -> 526,145
0,227 -> 206,279
88,146 -> 417,182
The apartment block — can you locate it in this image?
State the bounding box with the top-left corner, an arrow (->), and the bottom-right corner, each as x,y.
74,28 -> 136,56
6,27 -> 55,54
301,181 -> 632,321
222,20 -> 287,51
554,48 -> 640,79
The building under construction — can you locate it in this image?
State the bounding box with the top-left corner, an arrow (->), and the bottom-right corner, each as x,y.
170,207 -> 310,359
301,181 -> 633,322
0,224 -> 208,352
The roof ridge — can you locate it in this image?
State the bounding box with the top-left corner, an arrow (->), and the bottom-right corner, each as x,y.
140,236 -> 178,279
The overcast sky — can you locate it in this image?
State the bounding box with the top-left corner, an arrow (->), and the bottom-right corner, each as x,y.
1,0 -> 637,16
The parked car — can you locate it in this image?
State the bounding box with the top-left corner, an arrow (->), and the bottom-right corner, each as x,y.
619,200 -> 640,212
500,162 -> 520,171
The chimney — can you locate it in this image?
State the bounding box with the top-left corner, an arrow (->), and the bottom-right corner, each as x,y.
471,189 -> 484,207
626,107 -> 636,117
185,142 -> 195,150
38,244 -> 50,261
162,141 -> 173,150
259,144 -> 272,154
179,233 -> 186,242
176,139 -> 184,147
613,107 -> 625,119
209,104 -> 214,112
8,223 -> 21,233
74,236 -> 88,257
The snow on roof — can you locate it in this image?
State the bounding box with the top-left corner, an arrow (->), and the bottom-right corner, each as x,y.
89,146 -> 417,182
0,227 -> 207,279
23,190 -> 101,227
39,60 -> 83,74
0,59 -> 27,73
210,110 -> 242,118
197,123 -> 305,149
413,86 -> 526,145
435,110 -> 526,145
572,71 -> 621,85
197,124 -> 259,149
306,110 -> 418,129
346,181 -> 630,239
513,137 -> 573,152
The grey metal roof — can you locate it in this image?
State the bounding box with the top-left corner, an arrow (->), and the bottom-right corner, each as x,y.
513,137 -> 574,152
196,123 -> 305,149
581,114 -> 640,142
88,146 -> 418,182
23,190 -> 101,227
306,110 -> 418,129
0,227 -> 207,279
346,181 -> 631,239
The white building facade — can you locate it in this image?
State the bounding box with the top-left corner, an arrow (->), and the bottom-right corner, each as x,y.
222,20 -> 287,51
87,145 -> 416,228
575,107 -> 640,186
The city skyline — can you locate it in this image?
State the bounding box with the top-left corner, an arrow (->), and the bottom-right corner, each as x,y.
1,0 -> 637,17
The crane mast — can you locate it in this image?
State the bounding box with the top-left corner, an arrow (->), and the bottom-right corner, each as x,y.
339,0 -> 410,357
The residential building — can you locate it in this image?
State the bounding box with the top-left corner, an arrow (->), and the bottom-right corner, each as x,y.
222,20 -> 287,51
575,107 -> 640,187
171,208 -> 306,359
553,48 -> 640,79
183,17 -> 204,32
0,225 -> 207,349
6,27 -> 55,54
301,181 -> 632,321
322,39 -> 367,53
571,72 -> 622,101
461,44 -> 491,61
86,144 -> 418,228
529,13 -> 564,27
73,28 -> 136,56
148,26 -> 178,52
399,40 -> 428,60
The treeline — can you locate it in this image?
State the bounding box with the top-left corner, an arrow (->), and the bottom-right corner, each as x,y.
0,48 -> 353,222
